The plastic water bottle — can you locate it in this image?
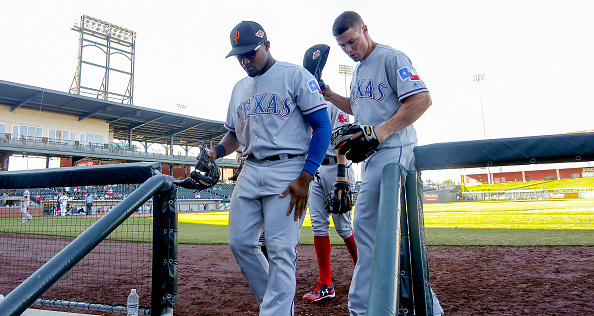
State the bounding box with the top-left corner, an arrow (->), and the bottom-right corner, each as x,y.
127,289 -> 139,316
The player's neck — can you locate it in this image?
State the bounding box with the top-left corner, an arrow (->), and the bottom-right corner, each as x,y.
362,41 -> 377,61
261,58 -> 276,75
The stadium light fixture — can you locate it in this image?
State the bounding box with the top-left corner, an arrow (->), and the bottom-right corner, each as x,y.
472,73 -> 487,139
339,64 -> 354,95
473,73 -> 491,183
75,15 -> 136,45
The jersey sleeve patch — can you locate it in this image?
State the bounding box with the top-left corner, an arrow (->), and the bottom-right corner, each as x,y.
397,67 -> 420,81
307,79 -> 321,94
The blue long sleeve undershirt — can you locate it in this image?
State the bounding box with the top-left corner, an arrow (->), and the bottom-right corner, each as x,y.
303,108 -> 331,176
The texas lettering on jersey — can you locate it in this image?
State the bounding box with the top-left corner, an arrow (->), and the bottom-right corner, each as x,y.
350,79 -> 388,102
236,94 -> 292,123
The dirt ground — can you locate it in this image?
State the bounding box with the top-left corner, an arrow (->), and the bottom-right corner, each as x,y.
10,243 -> 594,315
173,244 -> 594,316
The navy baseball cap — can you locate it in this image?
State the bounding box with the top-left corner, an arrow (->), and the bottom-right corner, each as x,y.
226,21 -> 267,58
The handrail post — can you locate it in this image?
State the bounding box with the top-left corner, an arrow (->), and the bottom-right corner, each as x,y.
367,163 -> 403,315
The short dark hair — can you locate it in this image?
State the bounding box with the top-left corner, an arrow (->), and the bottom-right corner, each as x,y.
332,11 -> 364,36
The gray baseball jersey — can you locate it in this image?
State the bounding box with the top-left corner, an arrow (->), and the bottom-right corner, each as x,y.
349,44 -> 428,150
225,61 -> 326,158
309,102 -> 354,238
22,189 -> 30,205
323,102 -> 351,157
346,45 -> 443,315
225,61 -> 327,316
58,195 -> 68,216
20,189 -> 32,220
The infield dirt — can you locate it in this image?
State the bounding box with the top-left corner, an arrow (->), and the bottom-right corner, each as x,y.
14,243 -> 594,315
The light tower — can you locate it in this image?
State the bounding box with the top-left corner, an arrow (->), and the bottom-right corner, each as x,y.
338,64 -> 354,95
70,15 -> 136,104
473,73 -> 487,139
473,73 -> 491,184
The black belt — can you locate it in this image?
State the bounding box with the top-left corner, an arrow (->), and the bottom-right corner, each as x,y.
321,156 -> 337,165
247,154 -> 298,161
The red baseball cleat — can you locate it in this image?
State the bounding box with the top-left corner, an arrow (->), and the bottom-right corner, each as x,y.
303,280 -> 335,302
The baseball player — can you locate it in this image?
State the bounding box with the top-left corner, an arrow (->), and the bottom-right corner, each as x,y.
303,101 -> 357,302
301,45 -> 358,302
207,21 -> 331,316
20,188 -> 33,223
323,11 -> 444,316
85,194 -> 94,215
58,193 -> 68,216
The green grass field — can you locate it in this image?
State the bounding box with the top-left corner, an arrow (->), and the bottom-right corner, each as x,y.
462,177 -> 594,192
176,199 -> 594,246
4,199 -> 594,246
1,216 -> 153,242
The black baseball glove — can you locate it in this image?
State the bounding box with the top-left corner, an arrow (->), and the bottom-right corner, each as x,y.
331,124 -> 379,163
175,146 -> 219,190
324,181 -> 353,214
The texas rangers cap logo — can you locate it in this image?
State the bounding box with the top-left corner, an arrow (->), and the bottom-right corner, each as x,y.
312,49 -> 320,60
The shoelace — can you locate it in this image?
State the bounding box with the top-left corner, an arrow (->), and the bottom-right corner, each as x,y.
313,280 -> 331,293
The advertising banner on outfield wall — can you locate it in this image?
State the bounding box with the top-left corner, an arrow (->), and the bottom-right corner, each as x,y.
548,192 -> 580,199
424,193 -> 439,202
424,190 -> 456,203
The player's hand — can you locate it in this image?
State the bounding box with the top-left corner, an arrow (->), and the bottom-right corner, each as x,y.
280,171 -> 314,221
321,84 -> 334,101
346,127 -> 386,144
342,125 -> 389,145
335,176 -> 347,199
207,150 -> 217,160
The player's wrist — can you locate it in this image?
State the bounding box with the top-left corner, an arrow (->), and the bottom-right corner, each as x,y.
337,164 -> 346,178
372,125 -> 386,143
213,144 -> 226,159
299,170 -> 315,183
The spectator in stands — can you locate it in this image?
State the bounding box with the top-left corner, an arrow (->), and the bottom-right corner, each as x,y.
1,192 -> 7,207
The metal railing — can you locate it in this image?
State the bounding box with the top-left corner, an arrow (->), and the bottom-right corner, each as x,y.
0,163 -> 178,316
0,133 -> 238,166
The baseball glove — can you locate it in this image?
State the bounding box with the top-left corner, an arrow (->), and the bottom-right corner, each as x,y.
175,146 -> 219,190
324,181 -> 353,214
331,124 -> 379,163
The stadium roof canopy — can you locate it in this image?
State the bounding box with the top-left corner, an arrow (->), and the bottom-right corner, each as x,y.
0,80 -> 227,147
